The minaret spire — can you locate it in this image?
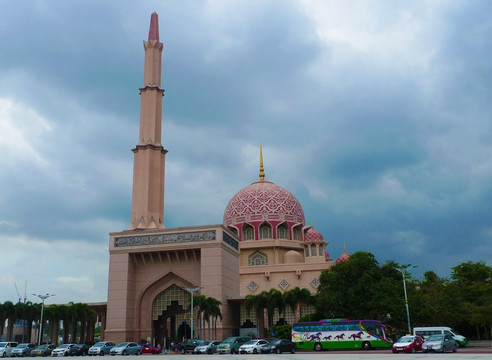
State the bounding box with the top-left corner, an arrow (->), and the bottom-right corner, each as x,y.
259,142 -> 265,181
148,12 -> 159,41
129,13 -> 167,230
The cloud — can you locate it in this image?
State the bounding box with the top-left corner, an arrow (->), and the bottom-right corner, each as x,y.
0,0 -> 491,304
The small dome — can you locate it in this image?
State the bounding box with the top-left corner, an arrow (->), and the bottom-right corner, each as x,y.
304,228 -> 324,242
324,250 -> 330,260
223,180 -> 305,226
336,250 -> 350,264
283,250 -> 303,264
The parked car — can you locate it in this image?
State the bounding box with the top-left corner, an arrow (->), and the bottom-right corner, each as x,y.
0,343 -> 18,358
139,345 -> 161,355
216,337 -> 250,354
109,343 -> 141,356
260,339 -> 296,354
392,335 -> 424,353
32,344 -> 56,357
414,326 -> 467,347
422,335 -> 458,353
51,344 -> 77,357
68,344 -> 90,356
11,343 -> 36,357
239,339 -> 269,354
177,339 -> 204,354
88,342 -> 115,356
193,341 -> 221,354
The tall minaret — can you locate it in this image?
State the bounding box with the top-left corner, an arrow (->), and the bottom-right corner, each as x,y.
129,12 -> 167,230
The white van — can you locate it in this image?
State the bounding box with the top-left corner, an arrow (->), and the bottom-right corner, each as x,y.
413,327 -> 467,347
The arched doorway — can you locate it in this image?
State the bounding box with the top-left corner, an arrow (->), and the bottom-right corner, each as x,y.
152,284 -> 191,348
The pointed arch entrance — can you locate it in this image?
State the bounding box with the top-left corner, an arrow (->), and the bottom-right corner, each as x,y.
152,284 -> 191,347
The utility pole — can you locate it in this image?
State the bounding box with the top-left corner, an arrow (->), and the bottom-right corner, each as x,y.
32,293 -> 55,345
184,287 -> 200,340
395,265 -> 417,334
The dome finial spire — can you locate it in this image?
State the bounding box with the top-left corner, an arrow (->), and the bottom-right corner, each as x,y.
344,243 -> 347,253
259,142 -> 265,181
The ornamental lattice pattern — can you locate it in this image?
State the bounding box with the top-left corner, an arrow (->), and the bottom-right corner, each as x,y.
304,228 -> 324,242
223,181 -> 305,225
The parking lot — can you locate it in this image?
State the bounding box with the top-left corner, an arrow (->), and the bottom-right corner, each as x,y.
106,343 -> 492,360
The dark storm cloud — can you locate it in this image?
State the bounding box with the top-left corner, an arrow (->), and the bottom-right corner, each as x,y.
0,0 -> 491,302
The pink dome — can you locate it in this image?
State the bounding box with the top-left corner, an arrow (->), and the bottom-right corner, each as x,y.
223,181 -> 305,226
324,250 -> 330,260
336,252 -> 350,264
304,228 -> 324,242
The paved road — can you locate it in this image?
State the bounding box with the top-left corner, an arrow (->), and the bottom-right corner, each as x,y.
109,346 -> 492,360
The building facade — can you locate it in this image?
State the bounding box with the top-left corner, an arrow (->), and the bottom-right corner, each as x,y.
103,13 -> 347,347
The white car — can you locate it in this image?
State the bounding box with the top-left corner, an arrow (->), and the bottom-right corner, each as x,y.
239,340 -> 269,354
51,344 -> 77,357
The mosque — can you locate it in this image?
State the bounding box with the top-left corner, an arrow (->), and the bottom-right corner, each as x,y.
100,13 -> 350,346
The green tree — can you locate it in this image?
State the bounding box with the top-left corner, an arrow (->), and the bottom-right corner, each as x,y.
244,292 -> 267,337
4,301 -> 15,341
450,261 -> 492,340
283,287 -> 314,322
317,252 -> 384,319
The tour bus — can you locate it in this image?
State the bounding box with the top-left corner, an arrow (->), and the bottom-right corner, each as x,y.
413,327 -> 468,347
292,318 -> 393,351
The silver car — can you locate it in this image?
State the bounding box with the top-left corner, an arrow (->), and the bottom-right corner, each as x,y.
109,343 -> 141,356
88,342 -> 115,356
0,343 -> 18,358
422,335 -> 458,353
194,341 -> 221,354
11,343 -> 36,357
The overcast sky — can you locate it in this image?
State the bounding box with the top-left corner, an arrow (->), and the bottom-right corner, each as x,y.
1,0 -> 491,305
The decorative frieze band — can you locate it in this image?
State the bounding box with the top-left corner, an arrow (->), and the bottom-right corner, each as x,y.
115,230 -> 216,247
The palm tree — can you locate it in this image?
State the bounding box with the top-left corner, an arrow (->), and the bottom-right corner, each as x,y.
85,309 -> 97,344
0,303 -> 6,340
204,298 -> 222,340
4,301 -> 15,341
60,304 -> 75,343
23,301 -> 39,343
45,304 -> 63,345
264,289 -> 284,328
284,287 -> 313,322
73,303 -> 89,343
244,292 -> 267,337
192,295 -> 207,339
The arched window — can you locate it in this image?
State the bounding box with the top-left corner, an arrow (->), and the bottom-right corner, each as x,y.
293,227 -> 301,241
319,245 -> 324,256
311,244 -> 317,256
304,246 -> 309,257
248,250 -> 268,266
277,224 -> 288,239
228,226 -> 238,236
243,224 -> 254,241
259,223 -> 272,239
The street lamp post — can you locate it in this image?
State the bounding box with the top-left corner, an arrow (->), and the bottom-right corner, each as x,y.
32,293 -> 55,345
184,287 -> 200,339
395,265 -> 416,334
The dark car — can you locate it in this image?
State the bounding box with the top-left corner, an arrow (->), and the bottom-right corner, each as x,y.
177,339 -> 205,354
261,339 -> 296,354
31,344 -> 56,357
68,344 -> 90,356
